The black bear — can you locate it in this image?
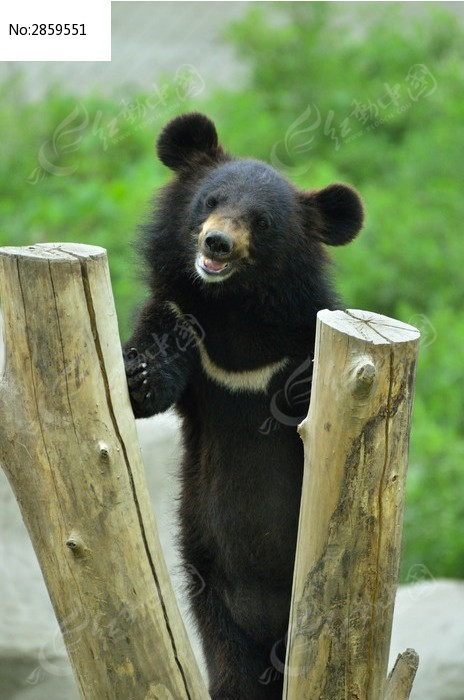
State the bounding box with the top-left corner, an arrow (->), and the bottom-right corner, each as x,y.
124,113 -> 363,699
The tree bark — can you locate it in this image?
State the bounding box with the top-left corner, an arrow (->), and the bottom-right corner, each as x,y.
284,309 -> 420,700
0,243 -> 209,700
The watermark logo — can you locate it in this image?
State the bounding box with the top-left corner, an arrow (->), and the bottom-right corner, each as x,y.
28,103 -> 90,184
270,63 -> 438,165
270,104 -> 321,175
25,609 -> 88,684
28,65 -> 206,182
259,356 -> 312,434
405,64 -> 437,102
174,63 -> 205,101
137,312 -> 205,365
184,562 -> 207,598
260,630 -> 315,684
408,313 -> 437,348
405,563 -> 437,601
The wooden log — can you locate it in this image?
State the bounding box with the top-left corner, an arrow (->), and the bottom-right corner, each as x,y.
385,649 -> 419,700
0,243 -> 208,700
284,309 -> 420,700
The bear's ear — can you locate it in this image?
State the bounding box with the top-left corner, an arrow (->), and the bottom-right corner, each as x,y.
300,183 -> 364,246
156,113 -> 222,171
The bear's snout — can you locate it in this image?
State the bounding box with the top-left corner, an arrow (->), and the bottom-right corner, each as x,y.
204,230 -> 234,258
199,213 -> 251,264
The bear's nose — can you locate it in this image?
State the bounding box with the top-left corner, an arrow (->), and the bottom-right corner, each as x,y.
204,230 -> 234,257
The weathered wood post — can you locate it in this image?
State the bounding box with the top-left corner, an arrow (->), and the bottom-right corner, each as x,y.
0,244 -> 209,700
284,309 -> 420,700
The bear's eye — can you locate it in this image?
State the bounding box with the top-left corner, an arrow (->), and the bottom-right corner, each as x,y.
205,195 -> 218,210
256,214 -> 271,230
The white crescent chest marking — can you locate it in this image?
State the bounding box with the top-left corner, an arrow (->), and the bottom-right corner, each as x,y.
197,343 -> 289,393
167,302 -> 289,394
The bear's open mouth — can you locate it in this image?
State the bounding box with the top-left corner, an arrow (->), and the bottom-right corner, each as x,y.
196,254 -> 235,281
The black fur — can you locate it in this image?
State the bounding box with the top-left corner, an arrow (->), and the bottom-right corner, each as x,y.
124,113 -> 363,699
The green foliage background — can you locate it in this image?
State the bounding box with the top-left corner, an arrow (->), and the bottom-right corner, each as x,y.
1,3 -> 463,581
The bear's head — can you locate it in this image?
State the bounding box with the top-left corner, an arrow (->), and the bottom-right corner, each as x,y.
154,113 -> 363,292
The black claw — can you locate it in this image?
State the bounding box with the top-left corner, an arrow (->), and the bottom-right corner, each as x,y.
123,348 -> 156,410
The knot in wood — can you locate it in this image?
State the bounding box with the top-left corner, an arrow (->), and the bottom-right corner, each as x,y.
66,531 -> 87,556
98,441 -> 110,460
351,357 -> 376,400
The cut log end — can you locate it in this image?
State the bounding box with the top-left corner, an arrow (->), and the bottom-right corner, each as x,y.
317,308 -> 420,345
0,242 -> 106,262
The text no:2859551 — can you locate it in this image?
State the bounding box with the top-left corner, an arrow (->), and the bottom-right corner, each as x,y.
9,24 -> 86,36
